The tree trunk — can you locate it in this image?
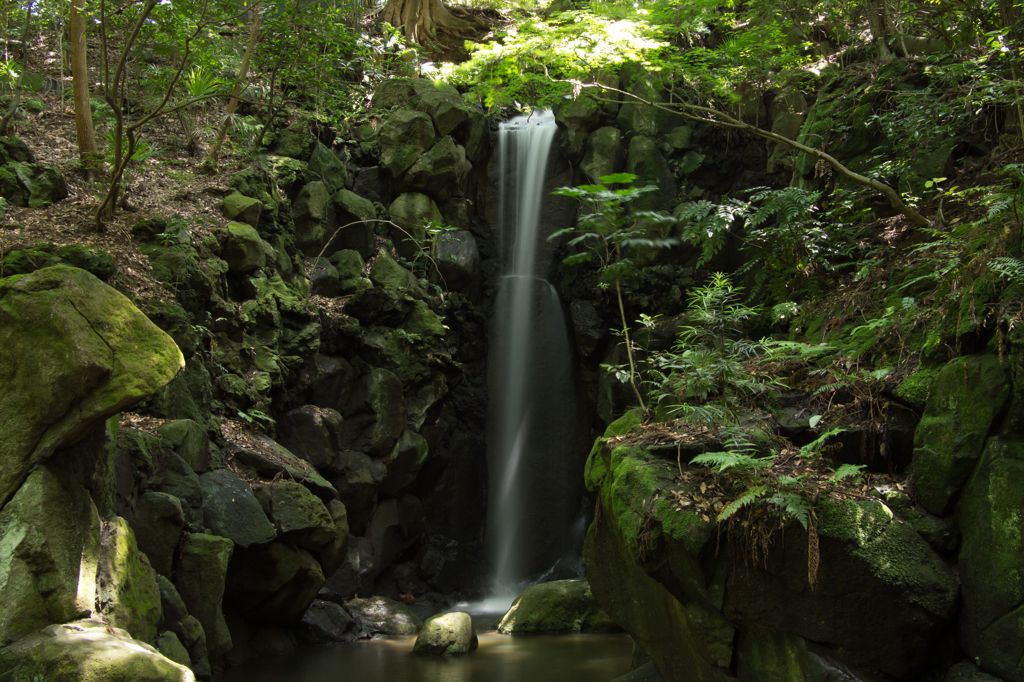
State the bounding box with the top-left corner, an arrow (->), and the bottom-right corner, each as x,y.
865,0 -> 892,59
0,1 -> 34,136
70,0 -> 98,168
202,8 -> 261,171
381,0 -> 474,43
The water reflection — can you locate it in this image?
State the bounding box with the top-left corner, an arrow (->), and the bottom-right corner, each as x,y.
218,633 -> 633,682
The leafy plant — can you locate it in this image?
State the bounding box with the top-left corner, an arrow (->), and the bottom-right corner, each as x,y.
647,273 -> 779,430
551,173 -> 677,412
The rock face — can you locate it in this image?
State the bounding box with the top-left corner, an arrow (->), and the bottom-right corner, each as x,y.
95,516 -> 164,644
414,611 -> 477,655
584,414 -> 958,682
346,596 -> 422,636
175,534 -> 234,659
497,579 -> 617,635
0,266 -> 184,508
0,620 -> 195,682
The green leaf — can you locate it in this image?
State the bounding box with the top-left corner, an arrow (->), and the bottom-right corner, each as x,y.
599,173 -> 638,185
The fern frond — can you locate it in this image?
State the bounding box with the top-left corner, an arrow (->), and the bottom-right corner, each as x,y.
832,463 -> 866,481
768,491 -> 811,529
691,450 -> 771,473
990,257 -> 1024,285
717,485 -> 768,522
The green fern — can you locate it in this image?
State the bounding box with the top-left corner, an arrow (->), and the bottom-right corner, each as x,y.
767,491 -> 811,529
832,463 -> 867,481
691,450 -> 774,473
799,427 -> 850,458
990,257 -> 1024,286
717,485 -> 768,522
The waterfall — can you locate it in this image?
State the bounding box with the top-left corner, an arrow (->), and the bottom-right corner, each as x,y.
485,110 -> 585,599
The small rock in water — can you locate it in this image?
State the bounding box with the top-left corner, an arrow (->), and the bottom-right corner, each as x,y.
413,612 -> 477,656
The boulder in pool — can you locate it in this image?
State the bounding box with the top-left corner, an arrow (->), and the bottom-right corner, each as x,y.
497,579 -> 618,635
346,596 -> 422,636
413,611 -> 477,655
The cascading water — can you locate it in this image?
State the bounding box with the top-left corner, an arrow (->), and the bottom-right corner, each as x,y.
485,111 -> 586,601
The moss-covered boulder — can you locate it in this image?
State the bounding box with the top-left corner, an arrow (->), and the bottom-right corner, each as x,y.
330,189 -> 376,259
270,480 -> 337,551
198,469 -> 277,548
581,126 -> 625,184
414,612 -> 477,655
958,437 -> 1024,682
380,430 -> 430,496
625,136 -> 675,212
615,64 -> 682,140
0,266 -> 184,508
220,193 -> 263,228
0,243 -> 115,280
308,142 -> 347,195
95,516 -> 163,644
155,420 -> 211,474
369,250 -> 418,299
293,180 -> 334,257
0,465 -> 102,646
911,354 -> 1011,515
388,192 -> 441,260
379,110 -> 437,178
270,121 -> 317,161
0,136 -> 35,165
175,534 -> 233,659
0,619 -> 195,682
221,222 -> 267,275
497,579 -> 618,635
1,162 -> 67,208
132,492 -> 184,577
412,86 -> 470,138
402,135 -> 470,199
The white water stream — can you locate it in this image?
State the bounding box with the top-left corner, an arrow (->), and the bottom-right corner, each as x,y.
485,111 -> 584,603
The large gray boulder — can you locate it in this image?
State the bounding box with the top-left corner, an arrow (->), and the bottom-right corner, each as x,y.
220,193 -> 262,228
0,266 -> 184,508
270,121 -> 317,160
342,368 -> 406,457
319,536 -> 376,602
330,452 -> 387,534
414,611 -> 477,655
413,87 -> 470,137
1,162 -> 68,208
295,599 -> 355,645
380,110 -> 437,177
0,619 -> 195,682
155,420 -> 212,474
556,95 -> 602,160
199,468 -> 277,548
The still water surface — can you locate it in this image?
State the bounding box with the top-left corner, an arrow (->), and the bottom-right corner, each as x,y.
220,632 -> 633,682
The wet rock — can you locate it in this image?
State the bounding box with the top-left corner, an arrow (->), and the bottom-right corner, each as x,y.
132,492 -> 184,577
330,452 -> 387,534
249,548 -> 326,625
155,631 -> 191,668
317,499 -> 351,577
570,300 -> 606,358
414,612 -> 477,655
199,468 -> 277,548
346,596 -> 422,636
319,536 -> 377,602
497,579 -> 617,634
309,354 -> 356,414
294,599 -> 355,645
381,430 -> 430,496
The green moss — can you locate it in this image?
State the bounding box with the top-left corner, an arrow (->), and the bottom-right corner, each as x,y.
894,368 -> 938,411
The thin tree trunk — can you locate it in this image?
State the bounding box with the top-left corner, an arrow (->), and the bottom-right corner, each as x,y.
71,0 -> 98,169
203,8 -> 260,170
0,1 -> 35,136
865,0 -> 892,59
